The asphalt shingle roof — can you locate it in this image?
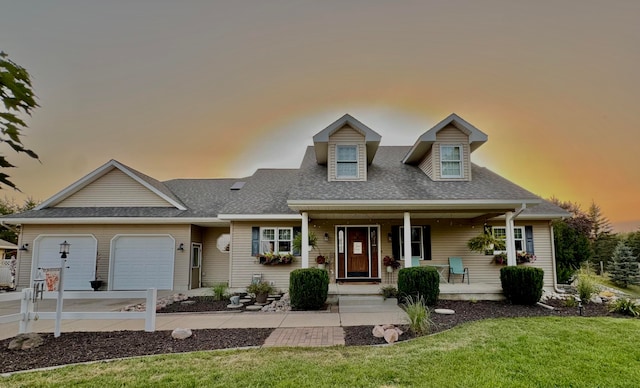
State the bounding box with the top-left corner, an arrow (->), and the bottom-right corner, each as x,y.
4,146 -> 567,219
290,146 -> 542,201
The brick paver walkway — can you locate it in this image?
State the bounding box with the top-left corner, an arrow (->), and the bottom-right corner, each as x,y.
263,327 -> 345,347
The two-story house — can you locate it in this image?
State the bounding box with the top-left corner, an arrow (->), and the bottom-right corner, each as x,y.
2,113 -> 567,293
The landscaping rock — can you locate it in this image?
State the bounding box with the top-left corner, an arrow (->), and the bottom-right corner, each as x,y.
261,292 -> 292,312
434,308 -> 455,315
8,333 -> 44,350
239,298 -> 252,303
227,303 -> 244,309
181,300 -> 196,305
384,329 -> 399,344
372,325 -> 385,338
590,295 -> 603,304
171,328 -> 192,340
245,305 -> 263,311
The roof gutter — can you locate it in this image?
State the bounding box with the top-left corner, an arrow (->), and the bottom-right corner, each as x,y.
288,199 -> 541,212
0,217 -> 229,225
218,214 -> 303,221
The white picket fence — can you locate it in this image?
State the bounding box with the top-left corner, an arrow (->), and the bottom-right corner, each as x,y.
0,288 -> 157,334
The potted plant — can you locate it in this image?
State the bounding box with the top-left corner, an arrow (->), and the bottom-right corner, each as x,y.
316,255 -> 328,269
90,255 -> 103,291
292,231 -> 319,253
493,253 -> 507,265
246,281 -> 274,304
383,256 -> 400,273
467,231 -> 505,255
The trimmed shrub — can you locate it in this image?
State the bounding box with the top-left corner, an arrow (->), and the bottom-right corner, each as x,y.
289,268 -> 329,310
500,266 -> 544,305
397,266 -> 440,306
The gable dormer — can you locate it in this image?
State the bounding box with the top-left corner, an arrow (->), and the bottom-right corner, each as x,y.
312,114 -> 381,182
402,113 -> 487,181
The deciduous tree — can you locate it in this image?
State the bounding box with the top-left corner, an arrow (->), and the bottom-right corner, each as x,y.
0,51 -> 40,190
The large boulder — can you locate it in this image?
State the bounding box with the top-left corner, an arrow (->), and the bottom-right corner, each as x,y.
8,333 -> 44,350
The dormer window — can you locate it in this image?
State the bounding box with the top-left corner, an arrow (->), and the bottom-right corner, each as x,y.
440,145 -> 463,178
336,145 -> 358,179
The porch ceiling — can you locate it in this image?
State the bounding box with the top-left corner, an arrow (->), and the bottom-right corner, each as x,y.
306,209 -> 510,221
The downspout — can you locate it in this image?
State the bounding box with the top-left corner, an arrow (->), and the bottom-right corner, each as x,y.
549,221 -> 565,293
505,204 -> 527,266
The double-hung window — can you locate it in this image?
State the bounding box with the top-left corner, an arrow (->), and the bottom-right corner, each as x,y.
493,226 -> 525,252
440,145 -> 462,178
336,145 -> 358,179
399,227 -> 424,260
260,227 -> 292,254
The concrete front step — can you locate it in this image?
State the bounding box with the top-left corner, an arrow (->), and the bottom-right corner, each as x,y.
338,295 -> 402,313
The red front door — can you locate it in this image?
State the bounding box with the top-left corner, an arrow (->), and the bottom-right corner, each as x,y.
347,227 -> 369,277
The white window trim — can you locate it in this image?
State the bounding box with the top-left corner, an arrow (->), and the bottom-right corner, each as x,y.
399,226 -> 424,260
259,227 -> 293,254
440,145 -> 463,178
493,226 -> 525,253
336,145 -> 359,179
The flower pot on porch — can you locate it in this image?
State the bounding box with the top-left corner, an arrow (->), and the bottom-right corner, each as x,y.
386,265 -> 393,273
317,263 -> 325,270
89,280 -> 103,291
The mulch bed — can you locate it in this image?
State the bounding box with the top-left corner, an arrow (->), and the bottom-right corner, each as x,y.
0,299 -> 623,374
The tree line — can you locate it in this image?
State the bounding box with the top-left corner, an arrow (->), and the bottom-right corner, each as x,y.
551,198 -> 640,288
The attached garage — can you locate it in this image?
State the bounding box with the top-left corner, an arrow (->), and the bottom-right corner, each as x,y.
110,235 -> 175,290
33,235 -> 97,291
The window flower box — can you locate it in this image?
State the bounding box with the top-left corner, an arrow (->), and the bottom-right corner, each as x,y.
257,253 -> 294,265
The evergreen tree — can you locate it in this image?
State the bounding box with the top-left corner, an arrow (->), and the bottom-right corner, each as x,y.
626,229 -> 640,260
588,201 -> 617,272
607,241 -> 640,288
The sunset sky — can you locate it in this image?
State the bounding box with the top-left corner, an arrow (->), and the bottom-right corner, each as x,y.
1,1 -> 639,231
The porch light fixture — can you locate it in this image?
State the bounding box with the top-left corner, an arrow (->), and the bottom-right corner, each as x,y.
177,243 -> 185,252
387,233 -> 392,242
59,241 -> 70,259
324,233 -> 329,242
19,243 -> 29,251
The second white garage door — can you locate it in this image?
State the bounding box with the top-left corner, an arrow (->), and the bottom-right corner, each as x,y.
111,235 -> 175,290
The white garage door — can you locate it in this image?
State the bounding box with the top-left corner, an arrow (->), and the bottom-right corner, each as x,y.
34,236 -> 97,291
112,236 -> 174,290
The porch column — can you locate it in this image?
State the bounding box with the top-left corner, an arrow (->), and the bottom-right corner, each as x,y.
301,212 -> 309,268
505,212 -> 516,266
403,212 -> 412,267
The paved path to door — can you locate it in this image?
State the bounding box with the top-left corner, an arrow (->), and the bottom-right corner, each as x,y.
264,327 -> 345,347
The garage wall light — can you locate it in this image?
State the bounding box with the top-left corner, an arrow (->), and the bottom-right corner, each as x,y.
177,243 -> 185,252
19,243 -> 29,251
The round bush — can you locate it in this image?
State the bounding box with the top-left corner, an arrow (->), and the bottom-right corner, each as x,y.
500,266 -> 544,305
397,266 -> 440,306
289,268 -> 329,310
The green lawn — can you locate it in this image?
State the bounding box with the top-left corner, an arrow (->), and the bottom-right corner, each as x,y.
3,317 -> 639,387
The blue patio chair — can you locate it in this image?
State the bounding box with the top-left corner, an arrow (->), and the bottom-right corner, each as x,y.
448,257 -> 469,284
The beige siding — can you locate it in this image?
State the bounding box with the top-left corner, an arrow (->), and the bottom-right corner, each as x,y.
233,219 -> 556,289
56,169 -> 173,207
230,221 -> 302,290
201,227 -> 231,286
431,125 -> 471,181
327,125 -> 367,182
17,224 -> 191,291
418,150 -> 434,179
